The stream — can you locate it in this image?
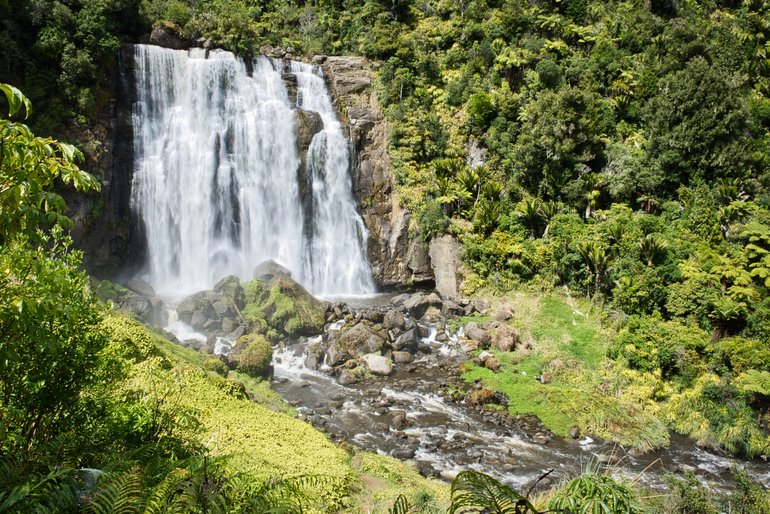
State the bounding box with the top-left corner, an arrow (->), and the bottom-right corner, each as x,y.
267,296 -> 770,493
162,293 -> 770,493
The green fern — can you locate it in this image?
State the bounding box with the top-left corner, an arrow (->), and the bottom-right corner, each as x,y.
738,370 -> 770,397
448,470 -> 537,514
83,469 -> 143,514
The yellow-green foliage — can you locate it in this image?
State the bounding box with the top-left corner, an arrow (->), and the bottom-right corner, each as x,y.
665,373 -> 770,458
352,453 -> 449,513
100,312 -> 162,362
129,345 -> 356,508
233,333 -> 272,378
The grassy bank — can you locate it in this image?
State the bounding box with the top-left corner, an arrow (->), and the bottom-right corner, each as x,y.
462,293 -> 669,451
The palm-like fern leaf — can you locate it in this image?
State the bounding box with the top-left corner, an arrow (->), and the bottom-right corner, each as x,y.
448,470 -> 536,514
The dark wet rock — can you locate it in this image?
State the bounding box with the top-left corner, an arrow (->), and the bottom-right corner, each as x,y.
383,309 -> 406,330
391,411 -> 410,430
392,448 -> 416,460
304,342 -> 326,370
392,351 -> 413,364
403,292 -> 444,319
392,328 -> 418,353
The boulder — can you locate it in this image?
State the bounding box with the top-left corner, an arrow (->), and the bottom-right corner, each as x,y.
403,292 -> 443,319
253,260 -> 293,283
428,234 -> 463,300
390,410 -> 410,430
464,322 -> 491,348
420,306 -> 443,323
361,353 -> 392,376
124,278 -> 156,298
494,309 -> 514,321
490,324 -> 520,352
213,275 -> 246,310
470,299 -> 491,315
392,351 -> 413,364
326,322 -> 386,366
149,21 -> 187,50
441,299 -> 465,317
118,294 -> 152,321
255,275 -> 328,337
228,333 -> 273,379
176,290 -> 220,325
383,309 -> 406,330
392,328 -> 418,353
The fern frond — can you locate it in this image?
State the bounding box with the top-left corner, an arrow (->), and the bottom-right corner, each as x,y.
448,470 -> 535,514
84,470 -> 142,514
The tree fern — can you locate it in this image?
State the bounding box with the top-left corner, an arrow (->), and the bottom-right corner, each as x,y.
738,370 -> 770,397
448,470 -> 537,514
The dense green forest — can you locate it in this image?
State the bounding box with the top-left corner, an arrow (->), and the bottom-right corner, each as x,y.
2,0 -> 770,511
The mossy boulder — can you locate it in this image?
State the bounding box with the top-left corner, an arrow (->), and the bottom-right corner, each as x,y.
203,356 -> 230,377
230,334 -> 273,379
242,275 -> 327,338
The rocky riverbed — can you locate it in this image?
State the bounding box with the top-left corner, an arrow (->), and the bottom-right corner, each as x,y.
100,265 -> 770,492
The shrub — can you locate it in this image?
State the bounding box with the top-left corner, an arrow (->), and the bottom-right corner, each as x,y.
548,473 -> 639,514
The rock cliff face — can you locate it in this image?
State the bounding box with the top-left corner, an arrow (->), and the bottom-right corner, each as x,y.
72,45 -> 433,289
320,56 -> 433,289
67,45 -> 141,278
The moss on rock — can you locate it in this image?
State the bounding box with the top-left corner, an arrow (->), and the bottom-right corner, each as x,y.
231,333 -> 273,379
241,277 -> 327,338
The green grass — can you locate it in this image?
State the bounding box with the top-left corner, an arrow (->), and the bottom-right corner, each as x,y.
462,293 -> 669,450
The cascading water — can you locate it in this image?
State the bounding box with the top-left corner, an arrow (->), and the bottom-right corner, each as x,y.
130,45 -> 373,296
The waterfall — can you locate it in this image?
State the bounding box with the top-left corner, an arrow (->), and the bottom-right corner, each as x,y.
130,45 -> 374,296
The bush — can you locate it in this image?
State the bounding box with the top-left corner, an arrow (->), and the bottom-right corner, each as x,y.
232,334 -> 273,379
548,473 -> 639,514
609,315 -> 709,381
